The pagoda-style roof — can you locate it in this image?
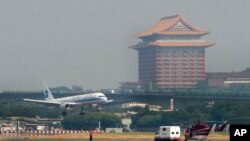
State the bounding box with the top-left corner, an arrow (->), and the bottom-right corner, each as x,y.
150,40 -> 214,47
136,14 -> 209,38
131,40 -> 214,50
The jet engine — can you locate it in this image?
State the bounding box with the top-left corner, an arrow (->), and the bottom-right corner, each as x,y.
59,103 -> 71,110
91,104 -> 102,111
96,104 -> 101,111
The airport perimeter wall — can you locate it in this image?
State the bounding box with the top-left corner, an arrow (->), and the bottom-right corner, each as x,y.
0,129 -> 103,137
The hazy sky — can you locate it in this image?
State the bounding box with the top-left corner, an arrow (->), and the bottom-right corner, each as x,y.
0,0 -> 250,91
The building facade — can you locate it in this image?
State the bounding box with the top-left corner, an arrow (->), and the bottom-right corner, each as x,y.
207,72 -> 250,88
130,14 -> 214,89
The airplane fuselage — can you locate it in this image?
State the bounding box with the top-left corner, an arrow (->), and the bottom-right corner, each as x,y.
24,83 -> 113,115
52,93 -> 108,105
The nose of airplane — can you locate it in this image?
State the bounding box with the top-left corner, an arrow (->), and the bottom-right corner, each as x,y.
102,96 -> 107,101
97,93 -> 108,101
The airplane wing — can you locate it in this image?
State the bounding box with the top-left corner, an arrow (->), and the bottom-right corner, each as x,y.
24,98 -> 113,108
24,98 -> 80,108
23,99 -> 61,106
23,98 -> 101,107
106,100 -> 113,103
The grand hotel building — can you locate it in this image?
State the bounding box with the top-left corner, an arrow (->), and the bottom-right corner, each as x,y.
130,14 -> 214,88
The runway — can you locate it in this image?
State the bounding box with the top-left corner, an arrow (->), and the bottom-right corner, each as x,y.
1,139 -> 153,141
0,132 -> 229,141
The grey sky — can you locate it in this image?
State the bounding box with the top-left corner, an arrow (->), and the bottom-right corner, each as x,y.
0,0 -> 249,90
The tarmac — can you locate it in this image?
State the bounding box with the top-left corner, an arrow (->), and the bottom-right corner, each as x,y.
0,132 -> 229,141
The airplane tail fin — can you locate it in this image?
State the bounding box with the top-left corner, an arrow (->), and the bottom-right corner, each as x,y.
43,82 -> 54,101
223,124 -> 230,132
210,124 -> 216,132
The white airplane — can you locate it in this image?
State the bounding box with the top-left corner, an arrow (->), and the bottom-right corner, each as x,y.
24,83 -> 113,115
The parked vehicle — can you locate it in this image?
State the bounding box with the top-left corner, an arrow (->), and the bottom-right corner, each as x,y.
154,126 -> 181,141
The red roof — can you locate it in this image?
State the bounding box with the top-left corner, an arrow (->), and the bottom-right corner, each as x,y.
136,14 -> 209,38
151,41 -> 214,47
131,41 -> 214,49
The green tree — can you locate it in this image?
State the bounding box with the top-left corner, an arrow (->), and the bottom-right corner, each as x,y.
243,67 -> 250,72
62,112 -> 121,130
137,115 -> 162,128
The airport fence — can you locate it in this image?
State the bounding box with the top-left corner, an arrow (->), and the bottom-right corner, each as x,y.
0,129 -> 104,136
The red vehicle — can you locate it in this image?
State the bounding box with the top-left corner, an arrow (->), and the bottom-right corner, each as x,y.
185,121 -> 211,141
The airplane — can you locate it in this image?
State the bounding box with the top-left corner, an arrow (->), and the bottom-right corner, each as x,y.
24,82 -> 113,115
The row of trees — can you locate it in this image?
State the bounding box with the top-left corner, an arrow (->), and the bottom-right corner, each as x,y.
62,112 -> 120,130
130,102 -> 250,128
1,101 -> 250,129
0,102 -> 61,118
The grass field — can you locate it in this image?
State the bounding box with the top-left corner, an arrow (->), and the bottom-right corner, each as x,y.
0,132 -> 229,141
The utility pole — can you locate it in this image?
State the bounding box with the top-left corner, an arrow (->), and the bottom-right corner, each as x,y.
98,121 -> 101,130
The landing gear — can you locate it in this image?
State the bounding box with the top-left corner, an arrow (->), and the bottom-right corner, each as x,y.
96,104 -> 102,111
61,111 -> 68,116
79,107 -> 85,115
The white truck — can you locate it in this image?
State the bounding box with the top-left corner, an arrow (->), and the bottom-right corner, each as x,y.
154,126 -> 181,141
